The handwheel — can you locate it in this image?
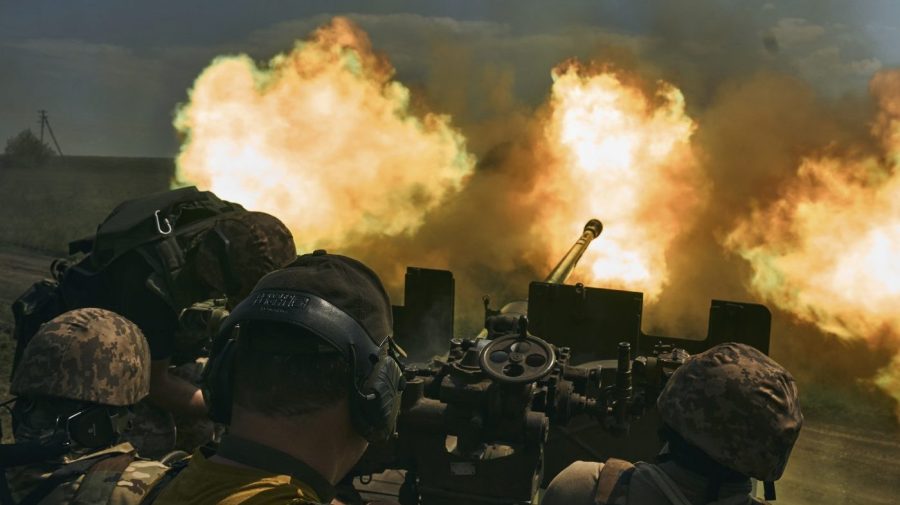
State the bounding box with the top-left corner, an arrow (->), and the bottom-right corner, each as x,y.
478,333 -> 556,384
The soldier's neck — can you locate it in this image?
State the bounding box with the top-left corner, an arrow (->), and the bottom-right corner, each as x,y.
210,400 -> 367,486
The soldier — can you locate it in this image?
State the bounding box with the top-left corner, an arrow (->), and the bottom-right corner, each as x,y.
1,308 -> 173,505
154,251 -> 404,505
542,343 -> 803,505
119,210 -> 296,457
11,188 -> 297,457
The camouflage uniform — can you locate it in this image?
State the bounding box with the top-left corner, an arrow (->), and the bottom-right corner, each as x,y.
5,308 -> 173,504
543,343 -> 803,505
6,443 -> 170,505
124,211 -> 296,458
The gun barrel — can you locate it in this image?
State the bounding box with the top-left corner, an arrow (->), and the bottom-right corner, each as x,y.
544,219 -> 603,284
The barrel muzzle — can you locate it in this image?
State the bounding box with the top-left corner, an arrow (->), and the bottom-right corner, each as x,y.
544,219 -> 604,285
584,219 -> 603,239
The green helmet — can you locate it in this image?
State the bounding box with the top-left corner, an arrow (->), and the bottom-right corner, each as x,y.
10,308 -> 151,406
194,211 -> 296,304
656,342 -> 803,482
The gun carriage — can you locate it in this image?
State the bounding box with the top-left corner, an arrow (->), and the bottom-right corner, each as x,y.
355,220 -> 772,504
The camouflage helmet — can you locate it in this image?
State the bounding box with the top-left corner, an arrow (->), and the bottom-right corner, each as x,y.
194,211 -> 296,304
10,308 -> 151,406
656,342 -> 803,482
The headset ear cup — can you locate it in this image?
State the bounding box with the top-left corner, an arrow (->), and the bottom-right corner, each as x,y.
352,350 -> 404,443
203,338 -> 238,424
65,407 -> 121,449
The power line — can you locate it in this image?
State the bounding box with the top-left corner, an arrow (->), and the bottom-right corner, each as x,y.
38,109 -> 64,157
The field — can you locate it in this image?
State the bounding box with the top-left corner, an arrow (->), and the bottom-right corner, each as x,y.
0,156 -> 173,254
1,157 -> 899,503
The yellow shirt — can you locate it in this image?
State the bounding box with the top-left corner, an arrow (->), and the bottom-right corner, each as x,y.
153,450 -> 323,505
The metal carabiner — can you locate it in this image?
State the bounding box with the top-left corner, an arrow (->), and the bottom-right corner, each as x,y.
154,210 -> 173,235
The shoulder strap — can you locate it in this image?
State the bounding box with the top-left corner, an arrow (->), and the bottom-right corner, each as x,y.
72,453 -> 135,505
139,457 -> 190,505
633,462 -> 695,505
595,458 -> 635,505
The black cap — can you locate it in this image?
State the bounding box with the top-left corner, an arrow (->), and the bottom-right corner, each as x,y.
253,252 -> 393,344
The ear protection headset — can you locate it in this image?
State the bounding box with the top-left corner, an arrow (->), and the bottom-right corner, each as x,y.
203,289 -> 404,443
1,401 -> 129,468
60,405 -> 130,450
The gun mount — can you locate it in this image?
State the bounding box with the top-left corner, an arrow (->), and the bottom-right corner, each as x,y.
355,320 -> 689,505
367,218 -> 771,505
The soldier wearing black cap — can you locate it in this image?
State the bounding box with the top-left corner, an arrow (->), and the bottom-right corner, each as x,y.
154,251 -> 404,505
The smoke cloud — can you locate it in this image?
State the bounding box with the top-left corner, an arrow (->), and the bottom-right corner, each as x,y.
173,18 -> 475,252
173,11 -> 900,421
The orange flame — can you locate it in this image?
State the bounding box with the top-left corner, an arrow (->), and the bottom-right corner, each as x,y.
726,70 -> 900,412
173,17 -> 474,252
538,63 -> 706,299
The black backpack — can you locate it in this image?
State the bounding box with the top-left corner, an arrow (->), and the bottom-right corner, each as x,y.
10,186 -> 245,376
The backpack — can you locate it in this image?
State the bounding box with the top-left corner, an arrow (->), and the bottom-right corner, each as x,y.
9,187 -> 245,376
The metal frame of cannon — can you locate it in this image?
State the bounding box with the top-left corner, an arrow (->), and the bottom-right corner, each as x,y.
379,220 -> 772,504
527,283 -> 771,359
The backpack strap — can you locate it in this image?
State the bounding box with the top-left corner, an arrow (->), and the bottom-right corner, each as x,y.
140,457 -> 191,505
595,458 -> 635,505
633,462 -> 695,505
71,453 -> 136,505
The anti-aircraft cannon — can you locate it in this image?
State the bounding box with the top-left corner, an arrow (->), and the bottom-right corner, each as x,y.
372,219 -> 772,505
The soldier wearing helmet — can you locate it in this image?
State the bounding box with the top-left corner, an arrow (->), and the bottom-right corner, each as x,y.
1,308 -> 172,505
543,343 -> 803,505
11,190 -> 297,458
116,210 -> 297,457
77,209 -> 297,422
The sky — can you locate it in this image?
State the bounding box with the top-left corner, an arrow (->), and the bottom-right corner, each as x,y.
1,0 -> 899,157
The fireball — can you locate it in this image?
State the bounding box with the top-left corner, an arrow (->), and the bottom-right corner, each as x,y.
173,17 -> 474,252
539,62 -> 706,300
726,70 -> 900,411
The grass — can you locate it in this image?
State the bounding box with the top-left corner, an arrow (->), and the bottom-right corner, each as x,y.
0,156 -> 173,254
801,382 -> 899,433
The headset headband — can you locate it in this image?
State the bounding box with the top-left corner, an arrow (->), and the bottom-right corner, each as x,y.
217,289 -> 384,383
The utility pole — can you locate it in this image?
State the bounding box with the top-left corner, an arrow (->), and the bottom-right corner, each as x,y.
38,109 -> 64,157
